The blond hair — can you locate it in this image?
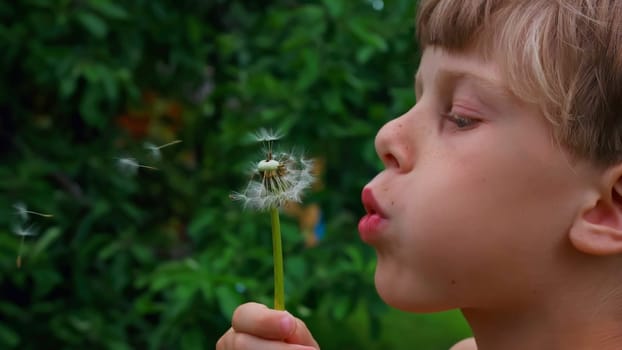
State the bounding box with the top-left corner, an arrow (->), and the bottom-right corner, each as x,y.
416,0 -> 622,166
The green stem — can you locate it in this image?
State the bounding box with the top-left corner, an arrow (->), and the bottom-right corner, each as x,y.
16,236 -> 25,268
270,207 -> 285,310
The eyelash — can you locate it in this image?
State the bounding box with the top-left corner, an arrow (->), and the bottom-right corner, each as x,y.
441,112 -> 479,129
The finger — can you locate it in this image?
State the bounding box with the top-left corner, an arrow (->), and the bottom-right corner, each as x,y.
219,331 -> 316,350
284,317 -> 320,348
449,337 -> 478,350
216,328 -> 234,350
232,303 -> 293,340
231,303 -> 318,347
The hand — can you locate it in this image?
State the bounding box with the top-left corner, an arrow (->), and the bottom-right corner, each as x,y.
450,337 -> 477,350
216,302 -> 320,350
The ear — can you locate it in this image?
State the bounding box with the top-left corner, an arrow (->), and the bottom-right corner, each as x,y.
569,165 -> 622,256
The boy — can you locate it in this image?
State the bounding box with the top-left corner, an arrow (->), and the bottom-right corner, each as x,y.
217,0 -> 622,349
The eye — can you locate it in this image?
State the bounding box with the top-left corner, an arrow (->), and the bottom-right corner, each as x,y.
441,112 -> 479,130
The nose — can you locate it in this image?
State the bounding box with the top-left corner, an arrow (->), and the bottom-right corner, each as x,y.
374,108 -> 415,172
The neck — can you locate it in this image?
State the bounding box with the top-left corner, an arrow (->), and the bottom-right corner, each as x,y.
459,244 -> 622,350
462,298 -> 622,350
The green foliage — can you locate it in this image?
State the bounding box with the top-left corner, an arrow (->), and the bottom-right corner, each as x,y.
0,0 -> 470,349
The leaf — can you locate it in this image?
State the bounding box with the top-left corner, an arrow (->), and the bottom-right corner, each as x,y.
87,0 -> 129,20
348,19 -> 388,52
60,74 -> 78,98
215,285 -> 242,319
29,227 -> 62,260
321,0 -> 343,18
76,11 -> 108,38
107,341 -> 133,350
295,50 -> 320,91
285,256 -> 307,284
296,4 -> 324,23
0,302 -> 24,320
76,200 -> 110,242
0,322 -> 19,347
356,46 -> 375,64
97,241 -> 121,261
320,90 -> 344,114
99,69 -> 118,101
332,295 -> 352,320
188,210 -> 217,241
134,295 -> 162,315
180,328 -> 205,350
31,268 -> 63,298
345,245 -> 364,270
130,245 -> 153,264
79,86 -> 106,128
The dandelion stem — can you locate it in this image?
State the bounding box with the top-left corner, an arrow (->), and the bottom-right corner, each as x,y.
24,210 -> 53,218
270,206 -> 285,310
138,164 -> 158,171
157,140 -> 182,149
16,235 -> 25,268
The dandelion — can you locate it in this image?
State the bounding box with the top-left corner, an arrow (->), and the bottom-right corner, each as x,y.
231,129 -> 314,210
231,154 -> 314,210
230,128 -> 314,310
144,140 -> 182,160
12,224 -> 37,268
13,202 -> 53,222
116,157 -> 158,176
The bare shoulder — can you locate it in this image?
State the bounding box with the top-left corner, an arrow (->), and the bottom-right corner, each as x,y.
449,337 -> 477,350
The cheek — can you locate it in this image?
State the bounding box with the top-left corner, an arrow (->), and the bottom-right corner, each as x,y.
378,146 -> 581,309
407,150 -> 574,253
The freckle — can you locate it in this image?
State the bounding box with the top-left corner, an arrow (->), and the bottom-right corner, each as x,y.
391,201 -> 394,205
451,280 -> 456,285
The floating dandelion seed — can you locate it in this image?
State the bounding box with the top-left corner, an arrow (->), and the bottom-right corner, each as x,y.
13,202 -> 53,222
116,157 -> 158,176
231,128 -> 315,310
12,224 -> 37,268
13,224 -> 37,237
144,140 -> 182,160
253,128 -> 284,142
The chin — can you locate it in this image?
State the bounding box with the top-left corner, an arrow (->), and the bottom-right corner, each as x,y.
374,263 -> 455,313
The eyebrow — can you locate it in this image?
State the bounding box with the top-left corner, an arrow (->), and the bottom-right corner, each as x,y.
415,69 -> 515,102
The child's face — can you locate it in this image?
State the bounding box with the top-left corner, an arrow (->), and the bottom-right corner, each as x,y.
361,47 -> 594,312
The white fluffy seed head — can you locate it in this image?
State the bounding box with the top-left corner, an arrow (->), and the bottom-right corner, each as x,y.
232,128 -> 315,210
257,159 -> 280,171
231,152 -> 314,211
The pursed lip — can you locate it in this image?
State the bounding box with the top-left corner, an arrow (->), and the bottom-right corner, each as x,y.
361,187 -> 387,218
359,186 -> 389,243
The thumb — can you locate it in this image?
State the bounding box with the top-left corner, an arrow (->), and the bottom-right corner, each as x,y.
282,313 -> 319,348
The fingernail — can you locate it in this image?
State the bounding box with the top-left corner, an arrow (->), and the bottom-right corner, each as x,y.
279,312 -> 294,335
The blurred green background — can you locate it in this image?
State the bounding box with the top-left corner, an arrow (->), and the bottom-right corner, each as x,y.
0,0 -> 472,349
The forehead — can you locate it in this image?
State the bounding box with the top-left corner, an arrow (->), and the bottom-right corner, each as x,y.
415,47 -> 515,99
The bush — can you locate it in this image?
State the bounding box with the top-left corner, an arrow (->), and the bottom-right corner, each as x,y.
0,1 -> 469,349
